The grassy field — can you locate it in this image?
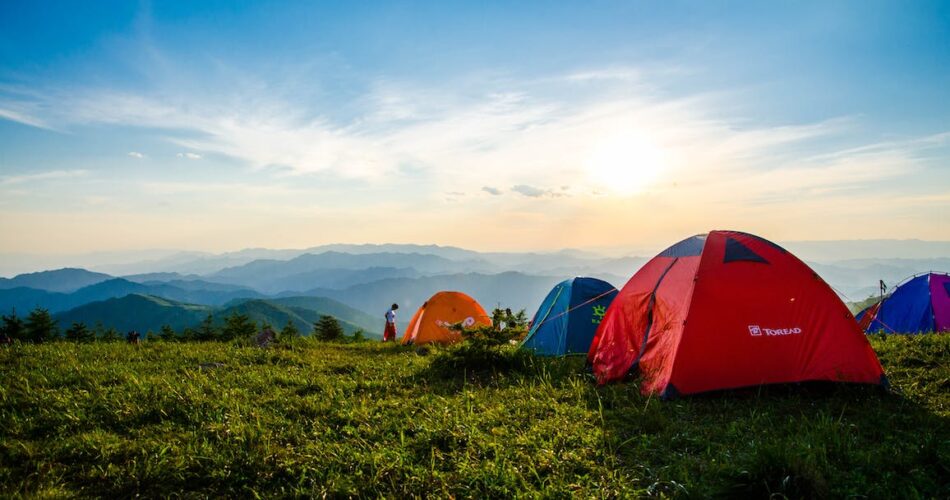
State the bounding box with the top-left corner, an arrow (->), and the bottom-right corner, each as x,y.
1,335 -> 947,498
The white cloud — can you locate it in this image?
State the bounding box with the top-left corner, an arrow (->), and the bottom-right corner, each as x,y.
511,184 -> 548,197
128,151 -> 145,159
0,107 -> 50,129
0,169 -> 88,186
1,63 -> 945,212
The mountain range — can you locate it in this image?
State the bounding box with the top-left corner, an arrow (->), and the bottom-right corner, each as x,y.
1,241 -> 947,338
0,274 -> 263,314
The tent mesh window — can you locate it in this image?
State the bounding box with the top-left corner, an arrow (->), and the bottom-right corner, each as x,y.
659,234 -> 706,257
723,237 -> 769,264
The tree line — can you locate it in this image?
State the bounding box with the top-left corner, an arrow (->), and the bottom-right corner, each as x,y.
0,307 -> 363,344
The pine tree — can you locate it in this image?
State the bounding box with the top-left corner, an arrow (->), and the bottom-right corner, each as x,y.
313,315 -> 344,341
279,320 -> 300,341
220,312 -> 256,341
512,309 -> 529,329
25,308 -> 59,343
195,314 -> 218,342
159,324 -> 177,342
91,321 -> 105,341
352,329 -> 366,342
101,327 -> 121,342
64,322 -> 93,343
181,327 -> 196,342
1,310 -> 25,341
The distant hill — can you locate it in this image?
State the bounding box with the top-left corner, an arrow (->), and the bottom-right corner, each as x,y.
55,294 -> 213,332
264,296 -> 382,333
0,268 -> 112,293
0,287 -> 67,315
208,251 -> 492,292
808,258 -> 950,300
122,272 -> 204,282
218,299 -> 378,337
0,278 -> 264,314
53,294 -> 382,337
213,265 -> 422,294
149,279 -> 258,293
299,272 -> 566,323
785,240 -> 950,262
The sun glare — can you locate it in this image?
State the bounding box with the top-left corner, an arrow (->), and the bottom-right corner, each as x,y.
586,135 -> 666,194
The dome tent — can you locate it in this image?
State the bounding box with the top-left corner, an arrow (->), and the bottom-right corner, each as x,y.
857,272 -> 950,334
521,277 -> 618,356
401,291 -> 492,345
588,230 -> 886,398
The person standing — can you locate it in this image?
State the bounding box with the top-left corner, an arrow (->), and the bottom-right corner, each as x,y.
383,303 -> 398,342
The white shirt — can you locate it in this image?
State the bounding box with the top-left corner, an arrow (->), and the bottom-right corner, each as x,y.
385,309 -> 396,324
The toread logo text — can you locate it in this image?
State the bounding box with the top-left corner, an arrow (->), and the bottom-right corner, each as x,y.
748,325 -> 802,336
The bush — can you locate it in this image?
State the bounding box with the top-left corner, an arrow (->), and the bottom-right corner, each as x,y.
427,323 -> 535,379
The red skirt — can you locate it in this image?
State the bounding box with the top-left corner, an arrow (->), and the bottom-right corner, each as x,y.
383,323 -> 397,342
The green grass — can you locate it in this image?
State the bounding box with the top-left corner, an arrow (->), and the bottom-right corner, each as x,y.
1,335 -> 947,498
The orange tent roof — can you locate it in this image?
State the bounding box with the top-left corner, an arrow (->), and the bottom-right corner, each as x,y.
401,291 -> 492,345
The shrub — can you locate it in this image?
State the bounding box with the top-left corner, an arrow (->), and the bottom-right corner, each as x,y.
427,323 -> 535,379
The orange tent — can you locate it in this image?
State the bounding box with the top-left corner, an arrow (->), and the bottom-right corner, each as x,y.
401,291 -> 492,345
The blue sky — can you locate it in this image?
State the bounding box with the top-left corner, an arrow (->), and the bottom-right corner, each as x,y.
0,0 -> 948,256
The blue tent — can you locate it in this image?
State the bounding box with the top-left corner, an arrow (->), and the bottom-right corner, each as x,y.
521,277 -> 618,356
857,272 -> 950,334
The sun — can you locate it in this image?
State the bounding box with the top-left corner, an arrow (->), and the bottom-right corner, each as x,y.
585,134 -> 666,194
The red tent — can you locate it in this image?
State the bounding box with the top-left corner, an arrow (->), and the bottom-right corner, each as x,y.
588,230 -> 886,397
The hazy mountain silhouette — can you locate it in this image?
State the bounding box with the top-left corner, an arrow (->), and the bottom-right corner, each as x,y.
209,251 -> 493,288
0,268 -> 112,293
296,271 -> 570,321
0,278 -> 263,314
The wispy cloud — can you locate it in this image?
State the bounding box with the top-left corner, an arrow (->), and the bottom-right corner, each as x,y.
0,107 -> 50,129
0,66 -> 839,184
128,151 -> 145,159
511,184 -> 547,197
1,62 -> 945,211
0,169 -> 88,186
